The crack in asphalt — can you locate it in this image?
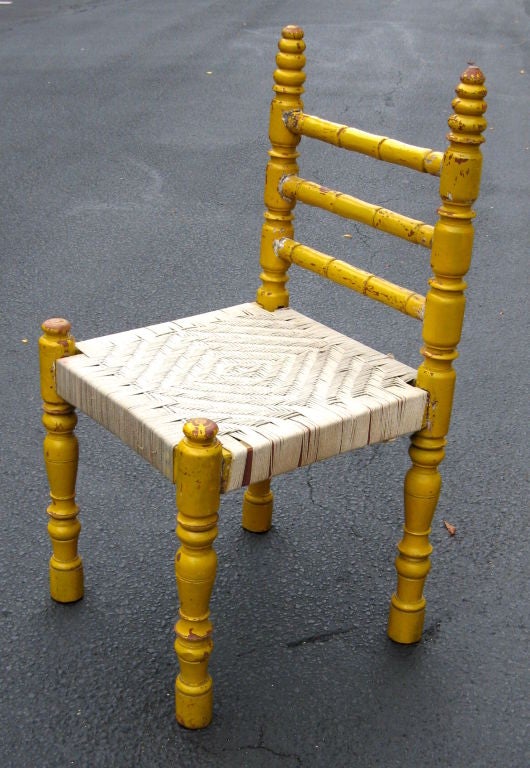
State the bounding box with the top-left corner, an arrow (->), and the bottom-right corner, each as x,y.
286,624 -> 355,648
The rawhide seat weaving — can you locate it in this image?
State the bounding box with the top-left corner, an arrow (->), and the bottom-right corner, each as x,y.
39,25 -> 487,729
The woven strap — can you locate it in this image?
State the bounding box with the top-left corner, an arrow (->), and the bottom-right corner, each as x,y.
56,303 -> 427,490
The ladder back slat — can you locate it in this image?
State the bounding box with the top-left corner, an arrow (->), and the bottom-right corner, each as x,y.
276,238 -> 426,320
285,111 -> 444,176
281,176 -> 434,248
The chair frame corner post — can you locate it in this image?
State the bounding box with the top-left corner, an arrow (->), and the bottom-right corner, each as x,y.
174,418 -> 222,729
256,25 -> 306,312
388,65 -> 487,644
39,318 -> 84,603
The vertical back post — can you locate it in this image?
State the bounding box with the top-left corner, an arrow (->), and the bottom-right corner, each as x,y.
388,66 -> 487,643
422,65 -> 488,438
256,25 -> 305,311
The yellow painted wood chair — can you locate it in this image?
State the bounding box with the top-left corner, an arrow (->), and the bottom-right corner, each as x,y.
39,25 -> 487,729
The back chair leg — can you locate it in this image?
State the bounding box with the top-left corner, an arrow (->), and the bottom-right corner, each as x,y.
388,64 -> 488,646
39,319 -> 84,603
242,479 -> 274,533
174,419 -> 222,729
387,432 -> 443,643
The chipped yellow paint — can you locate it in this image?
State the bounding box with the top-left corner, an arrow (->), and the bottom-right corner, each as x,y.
280,175 -> 434,247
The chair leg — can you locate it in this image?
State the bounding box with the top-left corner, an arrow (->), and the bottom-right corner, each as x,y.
242,479 -> 273,533
387,433 -> 444,644
174,419 -> 222,729
39,319 -> 84,603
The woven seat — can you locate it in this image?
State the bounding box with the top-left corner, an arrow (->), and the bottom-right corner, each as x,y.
56,302 -> 427,490
39,25 -> 487,730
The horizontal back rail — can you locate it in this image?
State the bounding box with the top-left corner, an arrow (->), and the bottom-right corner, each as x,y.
281,175 -> 434,248
276,237 -> 425,320
285,111 -> 444,176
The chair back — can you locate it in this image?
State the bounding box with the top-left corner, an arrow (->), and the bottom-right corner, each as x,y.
257,25 -> 487,440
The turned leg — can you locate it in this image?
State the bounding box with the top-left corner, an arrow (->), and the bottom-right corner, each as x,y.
242,479 -> 273,533
387,434 -> 444,643
174,418 -> 222,729
39,319 -> 83,603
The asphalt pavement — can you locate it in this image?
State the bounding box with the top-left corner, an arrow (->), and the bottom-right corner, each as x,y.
1,1 -> 529,766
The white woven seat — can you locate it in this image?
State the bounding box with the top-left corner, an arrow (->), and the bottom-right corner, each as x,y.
56,302 -> 426,491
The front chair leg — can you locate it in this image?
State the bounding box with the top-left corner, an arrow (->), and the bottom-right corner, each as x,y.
39,319 -> 84,603
174,418 -> 222,729
242,478 -> 273,533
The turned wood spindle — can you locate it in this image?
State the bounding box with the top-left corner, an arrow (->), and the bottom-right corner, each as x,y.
174,418 -> 222,729
39,318 -> 84,603
256,25 -> 306,311
388,66 -> 487,643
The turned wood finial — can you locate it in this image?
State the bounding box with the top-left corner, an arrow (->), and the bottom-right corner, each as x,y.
439,65 -> 487,211
273,26 -> 306,94
39,318 -> 76,404
183,418 -> 219,444
41,317 -> 71,335
447,65 -> 487,145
